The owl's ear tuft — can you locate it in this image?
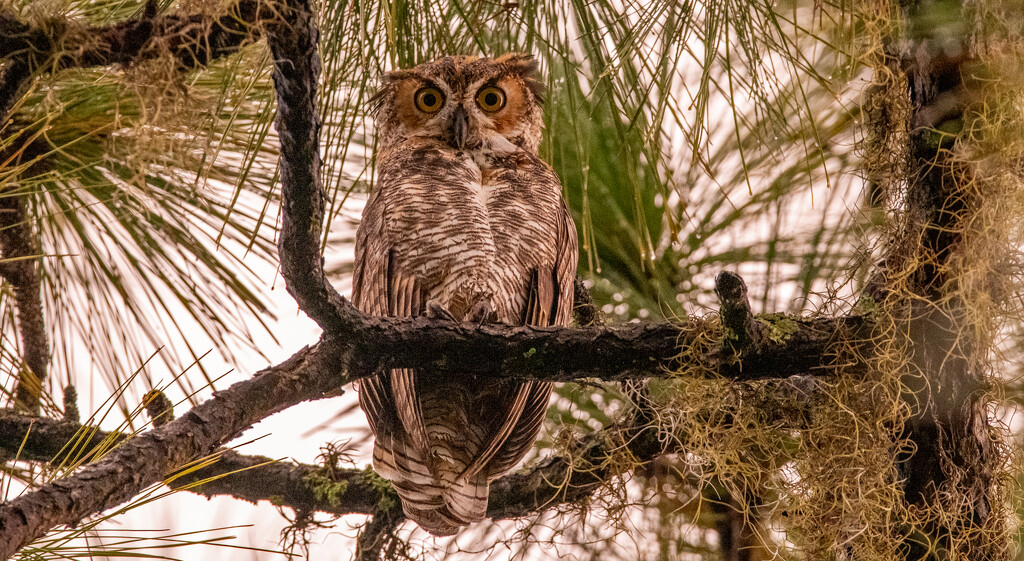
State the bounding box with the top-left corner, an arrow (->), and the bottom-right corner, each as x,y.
381,69 -> 416,85
371,70 -> 415,116
369,89 -> 387,116
497,53 -> 545,104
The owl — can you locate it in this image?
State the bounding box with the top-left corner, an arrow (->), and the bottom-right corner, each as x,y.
351,53 -> 578,536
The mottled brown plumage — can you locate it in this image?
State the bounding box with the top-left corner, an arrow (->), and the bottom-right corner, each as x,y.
352,54 -> 577,535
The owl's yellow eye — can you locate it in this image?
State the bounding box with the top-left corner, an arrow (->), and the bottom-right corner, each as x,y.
415,87 -> 444,113
476,86 -> 506,112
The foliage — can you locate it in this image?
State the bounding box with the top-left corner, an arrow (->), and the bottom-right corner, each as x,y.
1,0 -> 283,416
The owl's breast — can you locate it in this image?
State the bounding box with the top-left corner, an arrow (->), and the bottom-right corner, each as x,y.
377,144 -> 563,320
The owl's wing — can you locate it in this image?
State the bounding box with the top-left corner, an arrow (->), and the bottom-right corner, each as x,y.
352,199 -> 394,438
384,263 -> 430,457
354,244 -> 430,454
465,199 -> 578,480
352,190 -> 430,450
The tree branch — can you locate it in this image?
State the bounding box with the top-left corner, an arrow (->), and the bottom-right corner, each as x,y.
0,408 -> 391,516
265,0 -> 352,331
0,0 -> 267,73
0,405 -> 669,528
345,309 -> 869,383
487,408 -> 662,520
0,195 -> 48,413
868,4 -> 1000,558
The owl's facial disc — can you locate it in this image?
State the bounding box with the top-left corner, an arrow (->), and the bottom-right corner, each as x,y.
377,54 -> 544,154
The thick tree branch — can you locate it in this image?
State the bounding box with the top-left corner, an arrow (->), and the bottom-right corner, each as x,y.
0,408 -> 390,516
265,0 -> 352,331
173,450 -> 393,518
0,195 -> 47,413
0,409 -> 111,463
867,4 -> 999,559
346,309 -> 869,382
0,405 -> 670,528
0,305 -> 866,558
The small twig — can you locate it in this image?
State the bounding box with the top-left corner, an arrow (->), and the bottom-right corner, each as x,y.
714,271 -> 764,358
573,277 -> 604,327
61,386 -> 78,423
143,390 -> 174,428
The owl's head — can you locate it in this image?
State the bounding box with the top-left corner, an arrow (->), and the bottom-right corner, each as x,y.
373,54 -> 546,154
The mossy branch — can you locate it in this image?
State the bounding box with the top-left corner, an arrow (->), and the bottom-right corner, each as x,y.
0,0 -> 267,73
0,398 -> 666,536
865,2 -> 1003,558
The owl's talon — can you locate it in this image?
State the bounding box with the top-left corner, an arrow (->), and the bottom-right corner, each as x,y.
426,300 -> 458,322
468,300 -> 496,326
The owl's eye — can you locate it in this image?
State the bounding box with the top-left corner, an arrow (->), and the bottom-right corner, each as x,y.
476,86 -> 506,112
415,87 -> 444,113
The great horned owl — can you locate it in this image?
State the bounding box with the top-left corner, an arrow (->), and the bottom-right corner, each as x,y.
352,53 -> 578,536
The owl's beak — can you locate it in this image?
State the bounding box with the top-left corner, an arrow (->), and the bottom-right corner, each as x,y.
450,106 -> 469,150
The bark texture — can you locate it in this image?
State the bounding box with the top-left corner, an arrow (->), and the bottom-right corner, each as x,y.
0,195 -> 47,412
265,0 -> 352,332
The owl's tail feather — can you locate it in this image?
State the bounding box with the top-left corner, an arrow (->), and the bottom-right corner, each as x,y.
372,436 -> 436,498
373,439 -> 491,536
395,474 -> 489,536
439,472 -> 489,525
